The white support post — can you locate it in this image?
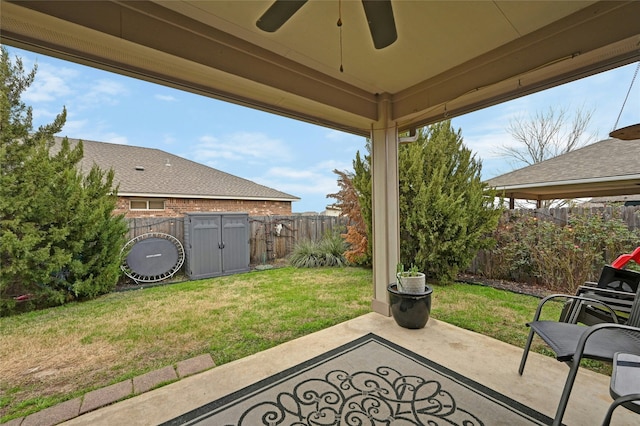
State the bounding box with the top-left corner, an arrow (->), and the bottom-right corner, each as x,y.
370,94 -> 400,316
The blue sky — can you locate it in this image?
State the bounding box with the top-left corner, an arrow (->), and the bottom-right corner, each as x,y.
5,45 -> 639,213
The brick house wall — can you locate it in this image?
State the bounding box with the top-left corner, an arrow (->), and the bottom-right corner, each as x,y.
114,197 -> 293,218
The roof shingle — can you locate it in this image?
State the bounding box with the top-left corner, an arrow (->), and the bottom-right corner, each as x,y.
56,137 -> 299,201
486,138 -> 640,187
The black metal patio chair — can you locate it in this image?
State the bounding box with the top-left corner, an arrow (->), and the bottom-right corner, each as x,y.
518,283 -> 640,426
602,352 -> 640,425
559,265 -> 640,325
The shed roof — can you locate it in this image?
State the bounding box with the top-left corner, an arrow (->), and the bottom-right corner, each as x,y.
485,138 -> 640,201
58,137 -> 299,202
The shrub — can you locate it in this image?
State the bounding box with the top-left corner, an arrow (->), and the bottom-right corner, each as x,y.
478,209 -> 640,293
0,47 -> 128,315
328,169 -> 370,265
398,122 -> 503,283
481,213 -> 536,282
344,122 -> 503,280
289,233 -> 349,268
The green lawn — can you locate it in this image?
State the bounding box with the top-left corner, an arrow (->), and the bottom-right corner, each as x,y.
0,266 -> 596,422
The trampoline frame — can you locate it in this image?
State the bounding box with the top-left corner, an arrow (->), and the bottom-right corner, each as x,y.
120,232 -> 185,283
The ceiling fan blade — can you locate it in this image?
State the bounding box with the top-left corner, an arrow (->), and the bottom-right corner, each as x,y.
256,0 -> 308,32
362,0 -> 397,49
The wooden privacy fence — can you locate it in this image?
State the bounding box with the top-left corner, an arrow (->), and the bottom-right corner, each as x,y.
248,215 -> 348,264
124,215 -> 348,265
466,205 -> 640,280
125,217 -> 185,240
503,206 -> 640,229
124,206 -> 640,267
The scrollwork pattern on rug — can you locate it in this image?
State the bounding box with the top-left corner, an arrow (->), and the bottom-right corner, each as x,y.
232,365 -> 484,425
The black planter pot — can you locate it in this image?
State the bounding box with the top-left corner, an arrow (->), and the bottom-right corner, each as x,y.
388,283 -> 433,329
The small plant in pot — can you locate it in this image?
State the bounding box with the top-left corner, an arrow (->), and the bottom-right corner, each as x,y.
388,263 -> 433,329
396,263 -> 426,293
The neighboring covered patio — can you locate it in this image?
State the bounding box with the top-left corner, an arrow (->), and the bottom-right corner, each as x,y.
486,137 -> 640,208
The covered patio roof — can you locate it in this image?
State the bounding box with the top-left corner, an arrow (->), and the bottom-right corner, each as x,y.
486,138 -> 640,205
2,0 -> 640,313
2,1 -> 639,136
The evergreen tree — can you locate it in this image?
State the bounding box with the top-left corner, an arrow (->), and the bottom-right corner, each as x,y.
0,47 -> 128,314
399,121 -> 502,282
346,121 -> 502,281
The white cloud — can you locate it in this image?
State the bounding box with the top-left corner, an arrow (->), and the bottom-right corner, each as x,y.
155,94 -> 177,102
251,159 -> 351,196
101,134 -> 129,145
57,117 -> 129,145
324,130 -> 367,156
22,55 -> 129,113
31,107 -> 63,123
192,131 -> 293,163
162,134 -> 177,145
325,129 -> 355,142
263,167 -> 315,180
60,119 -> 89,136
92,79 -> 128,96
253,161 -> 344,197
315,159 -> 351,171
80,79 -> 128,107
464,130 -> 515,158
23,66 -> 75,103
256,167 -> 339,197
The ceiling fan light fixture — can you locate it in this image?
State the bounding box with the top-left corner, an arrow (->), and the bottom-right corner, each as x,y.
256,0 -> 308,32
362,0 -> 397,49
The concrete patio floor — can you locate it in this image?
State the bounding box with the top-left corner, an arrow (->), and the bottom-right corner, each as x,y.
58,312 -> 635,425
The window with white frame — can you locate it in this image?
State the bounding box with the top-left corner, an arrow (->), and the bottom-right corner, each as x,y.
129,199 -> 165,210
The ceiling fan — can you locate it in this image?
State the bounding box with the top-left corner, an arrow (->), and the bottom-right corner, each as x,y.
256,0 -> 398,50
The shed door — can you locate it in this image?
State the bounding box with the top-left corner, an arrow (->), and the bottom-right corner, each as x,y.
222,215 -> 249,274
189,215 -> 222,279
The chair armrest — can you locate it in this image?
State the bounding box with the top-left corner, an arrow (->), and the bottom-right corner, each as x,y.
576,286 -> 636,298
573,287 -> 635,317
531,294 -> 620,323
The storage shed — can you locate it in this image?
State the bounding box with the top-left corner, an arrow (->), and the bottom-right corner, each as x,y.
184,213 -> 250,279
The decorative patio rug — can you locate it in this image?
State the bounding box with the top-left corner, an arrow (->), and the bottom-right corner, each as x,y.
162,333 -> 552,425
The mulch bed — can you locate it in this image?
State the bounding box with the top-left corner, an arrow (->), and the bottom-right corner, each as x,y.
456,274 -> 552,299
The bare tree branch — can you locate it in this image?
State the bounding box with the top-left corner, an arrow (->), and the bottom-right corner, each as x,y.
497,105 -> 596,207
499,106 -> 595,165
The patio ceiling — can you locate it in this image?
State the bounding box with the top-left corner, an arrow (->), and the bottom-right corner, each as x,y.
1,1 -> 639,137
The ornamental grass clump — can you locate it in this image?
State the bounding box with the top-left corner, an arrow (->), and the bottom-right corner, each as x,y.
289,232 -> 349,268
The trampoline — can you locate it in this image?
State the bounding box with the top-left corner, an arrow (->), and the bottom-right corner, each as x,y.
120,232 -> 185,283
